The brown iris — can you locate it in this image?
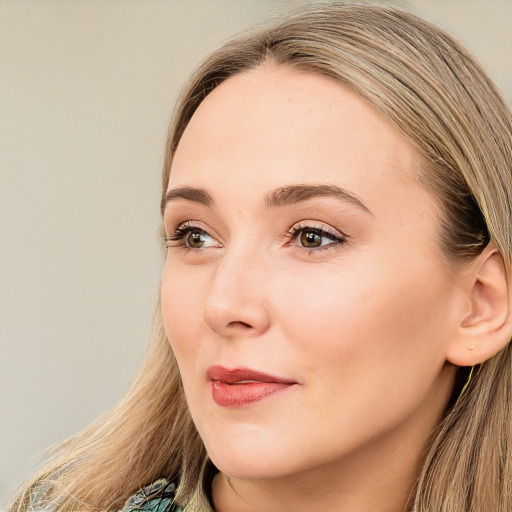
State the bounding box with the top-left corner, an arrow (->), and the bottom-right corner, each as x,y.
300,230 -> 322,248
187,231 -> 206,248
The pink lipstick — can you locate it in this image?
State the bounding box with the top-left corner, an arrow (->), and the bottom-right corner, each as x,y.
207,366 -> 297,408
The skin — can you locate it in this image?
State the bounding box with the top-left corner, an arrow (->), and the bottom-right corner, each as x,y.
160,65 -> 463,512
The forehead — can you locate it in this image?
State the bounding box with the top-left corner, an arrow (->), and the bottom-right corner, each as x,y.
169,64 -> 432,218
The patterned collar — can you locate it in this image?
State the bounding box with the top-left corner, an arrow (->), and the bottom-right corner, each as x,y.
122,479 -> 182,512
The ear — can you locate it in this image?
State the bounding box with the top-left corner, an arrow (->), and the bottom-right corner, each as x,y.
446,246 -> 512,367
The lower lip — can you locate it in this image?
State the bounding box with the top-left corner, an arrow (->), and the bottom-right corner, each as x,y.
211,381 -> 294,408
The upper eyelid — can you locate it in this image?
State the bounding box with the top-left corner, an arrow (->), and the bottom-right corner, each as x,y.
163,206 -> 224,234
167,220 -> 214,235
166,220 -> 347,236
289,221 -> 347,239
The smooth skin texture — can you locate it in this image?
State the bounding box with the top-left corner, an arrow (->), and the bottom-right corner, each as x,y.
161,65 -> 481,512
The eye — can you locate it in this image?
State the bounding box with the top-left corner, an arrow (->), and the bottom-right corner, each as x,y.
299,230 -> 324,248
165,223 -> 220,250
287,223 -> 346,250
183,230 -> 211,248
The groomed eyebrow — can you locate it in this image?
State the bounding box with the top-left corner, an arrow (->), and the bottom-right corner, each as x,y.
264,184 -> 371,213
161,186 -> 213,215
161,183 -> 371,215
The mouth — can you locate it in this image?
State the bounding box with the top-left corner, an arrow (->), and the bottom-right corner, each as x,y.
207,366 -> 298,408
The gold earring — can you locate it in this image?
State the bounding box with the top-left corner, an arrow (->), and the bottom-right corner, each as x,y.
457,365 -> 475,404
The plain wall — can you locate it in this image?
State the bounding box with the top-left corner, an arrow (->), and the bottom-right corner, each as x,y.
1,0 -> 510,506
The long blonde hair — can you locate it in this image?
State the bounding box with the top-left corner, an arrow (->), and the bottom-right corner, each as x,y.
11,3 -> 512,512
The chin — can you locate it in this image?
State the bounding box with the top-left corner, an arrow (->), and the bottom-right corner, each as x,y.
203,433 -> 299,481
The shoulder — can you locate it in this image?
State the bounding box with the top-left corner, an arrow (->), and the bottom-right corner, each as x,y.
121,479 -> 182,512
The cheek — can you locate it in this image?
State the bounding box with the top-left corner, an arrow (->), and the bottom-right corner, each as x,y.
273,256 -> 450,388
264,258 -> 452,462
160,263 -> 206,368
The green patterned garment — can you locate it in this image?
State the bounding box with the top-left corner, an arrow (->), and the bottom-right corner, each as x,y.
121,480 -> 182,512
26,476 -> 184,511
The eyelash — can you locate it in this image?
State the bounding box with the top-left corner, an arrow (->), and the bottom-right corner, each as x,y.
164,222 -> 347,252
285,223 -> 347,252
164,223 -> 213,251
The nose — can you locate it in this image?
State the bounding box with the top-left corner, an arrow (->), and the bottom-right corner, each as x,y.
202,245 -> 272,339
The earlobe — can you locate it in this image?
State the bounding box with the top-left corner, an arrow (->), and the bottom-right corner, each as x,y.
446,247 -> 512,367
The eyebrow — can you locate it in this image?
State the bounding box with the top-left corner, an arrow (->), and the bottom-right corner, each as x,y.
264,184 -> 371,213
161,186 -> 213,214
161,183 -> 371,215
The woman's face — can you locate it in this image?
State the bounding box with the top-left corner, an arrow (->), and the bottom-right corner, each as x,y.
161,65 -> 458,481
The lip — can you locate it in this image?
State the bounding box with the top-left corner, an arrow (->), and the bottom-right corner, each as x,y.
207,365 -> 297,408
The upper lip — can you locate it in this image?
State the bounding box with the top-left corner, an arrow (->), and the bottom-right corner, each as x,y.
207,365 -> 297,384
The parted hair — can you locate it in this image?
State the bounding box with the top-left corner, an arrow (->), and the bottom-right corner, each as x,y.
11,3 -> 512,512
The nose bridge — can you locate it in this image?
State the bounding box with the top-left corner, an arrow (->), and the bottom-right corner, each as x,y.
203,235 -> 271,337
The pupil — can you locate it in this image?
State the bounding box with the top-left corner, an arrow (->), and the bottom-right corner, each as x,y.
301,230 -> 321,247
188,231 -> 204,248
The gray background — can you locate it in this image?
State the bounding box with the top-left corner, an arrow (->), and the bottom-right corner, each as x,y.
1,0 -> 511,506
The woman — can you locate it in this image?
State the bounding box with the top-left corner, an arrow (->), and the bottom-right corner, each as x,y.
11,2 -> 512,511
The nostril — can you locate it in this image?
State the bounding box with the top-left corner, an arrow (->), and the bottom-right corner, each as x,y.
227,321 -> 253,329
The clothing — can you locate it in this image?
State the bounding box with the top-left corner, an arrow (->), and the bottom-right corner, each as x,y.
121,479 -> 182,512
